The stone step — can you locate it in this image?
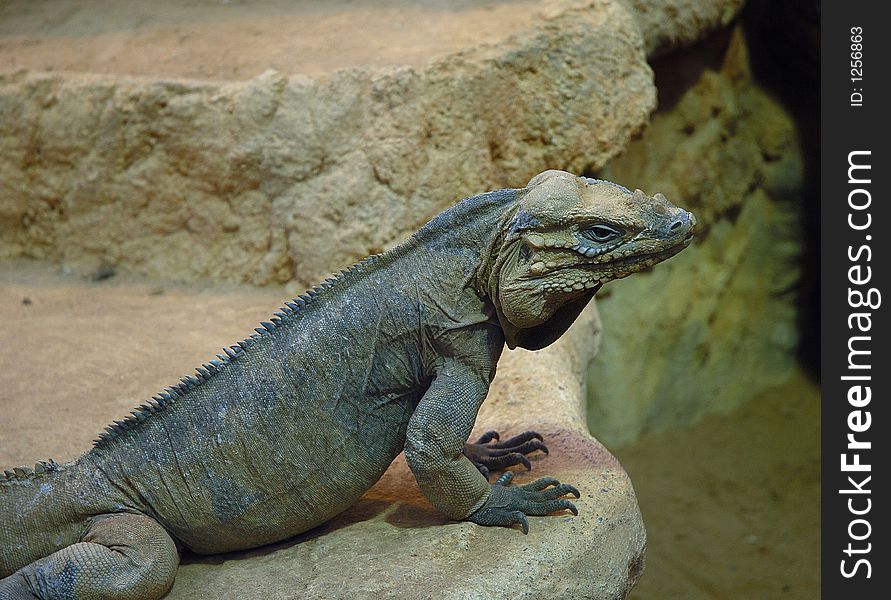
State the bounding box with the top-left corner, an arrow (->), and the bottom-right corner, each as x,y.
0,0 -> 742,289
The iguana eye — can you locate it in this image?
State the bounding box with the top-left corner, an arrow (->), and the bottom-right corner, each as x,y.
582,224 -> 624,243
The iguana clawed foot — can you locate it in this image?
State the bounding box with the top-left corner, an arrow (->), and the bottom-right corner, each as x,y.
468,471 -> 580,534
463,430 -> 548,480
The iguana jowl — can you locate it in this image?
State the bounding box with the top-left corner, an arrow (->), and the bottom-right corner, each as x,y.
0,170 -> 695,599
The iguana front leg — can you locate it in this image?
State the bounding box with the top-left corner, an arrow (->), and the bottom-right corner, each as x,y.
404,360 -> 493,519
404,360 -> 578,531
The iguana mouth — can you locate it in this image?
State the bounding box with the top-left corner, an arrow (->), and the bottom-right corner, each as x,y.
596,246 -> 681,269
595,231 -> 693,269
523,231 -> 693,279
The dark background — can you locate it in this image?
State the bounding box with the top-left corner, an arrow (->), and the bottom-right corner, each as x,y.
820,1 -> 887,597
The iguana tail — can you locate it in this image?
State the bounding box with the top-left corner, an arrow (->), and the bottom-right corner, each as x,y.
0,459 -> 85,578
1,459 -> 179,600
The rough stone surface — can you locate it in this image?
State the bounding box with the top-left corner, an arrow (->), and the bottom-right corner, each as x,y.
586,26 -> 803,444
620,0 -> 746,57
0,0 -> 746,290
617,371 -> 819,600
0,265 -> 645,599
0,0 -> 657,289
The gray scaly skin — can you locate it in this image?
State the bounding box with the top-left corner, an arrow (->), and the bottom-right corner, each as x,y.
0,170 -> 695,599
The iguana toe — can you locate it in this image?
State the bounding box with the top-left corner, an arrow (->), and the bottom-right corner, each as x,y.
472,462 -> 491,480
490,430 -> 546,449
468,471 -> 579,534
486,510 -> 530,535
474,430 -> 500,444
463,430 -> 548,479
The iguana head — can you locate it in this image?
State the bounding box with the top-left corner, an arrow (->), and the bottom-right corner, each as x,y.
490,169 -> 696,350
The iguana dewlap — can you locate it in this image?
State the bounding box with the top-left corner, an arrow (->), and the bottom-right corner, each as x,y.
0,170 -> 695,599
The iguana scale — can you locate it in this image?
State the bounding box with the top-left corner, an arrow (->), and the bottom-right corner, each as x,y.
0,170 -> 695,599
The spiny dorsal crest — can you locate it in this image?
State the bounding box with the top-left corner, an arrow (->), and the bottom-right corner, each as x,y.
0,458 -> 61,485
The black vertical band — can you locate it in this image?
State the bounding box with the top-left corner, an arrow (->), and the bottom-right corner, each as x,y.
822,2 -> 889,596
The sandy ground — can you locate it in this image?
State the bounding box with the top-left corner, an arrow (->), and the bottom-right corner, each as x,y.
0,261 -> 819,598
0,260 -> 287,464
0,0 -> 543,79
616,370 -> 820,599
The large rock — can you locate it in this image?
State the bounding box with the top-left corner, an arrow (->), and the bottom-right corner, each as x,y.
0,0 -> 744,290
585,26 -> 803,444
0,266 -> 645,599
0,0 -> 656,288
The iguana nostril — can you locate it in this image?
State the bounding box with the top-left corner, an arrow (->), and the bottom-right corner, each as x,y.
670,221 -> 683,231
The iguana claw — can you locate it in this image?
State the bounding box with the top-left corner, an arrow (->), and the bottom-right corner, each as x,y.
468,471 -> 580,534
463,430 -> 548,480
